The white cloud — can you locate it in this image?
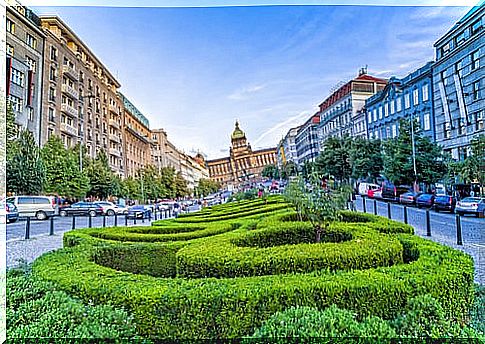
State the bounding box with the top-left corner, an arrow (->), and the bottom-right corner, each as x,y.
228,84 -> 266,100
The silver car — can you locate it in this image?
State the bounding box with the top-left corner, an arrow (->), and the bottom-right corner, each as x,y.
5,196 -> 55,220
455,197 -> 485,217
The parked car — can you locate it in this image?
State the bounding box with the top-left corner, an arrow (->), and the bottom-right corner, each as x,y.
59,202 -> 104,217
3,202 -> 19,223
127,205 -> 152,219
399,192 -> 422,206
358,182 -> 380,196
5,195 -> 56,220
381,183 -> 413,202
416,194 -> 435,208
433,195 -> 456,213
94,201 -> 128,216
367,187 -> 382,199
455,197 -> 485,217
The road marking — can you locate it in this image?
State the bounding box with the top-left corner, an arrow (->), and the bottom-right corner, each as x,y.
470,243 -> 485,248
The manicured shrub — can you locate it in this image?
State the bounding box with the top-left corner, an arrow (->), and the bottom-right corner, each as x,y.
251,305 -> 396,339
7,266 -> 138,339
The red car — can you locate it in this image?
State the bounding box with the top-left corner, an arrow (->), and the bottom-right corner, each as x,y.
367,187 -> 382,199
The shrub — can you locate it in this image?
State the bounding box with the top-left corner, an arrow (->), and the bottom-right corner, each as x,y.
251,305 -> 396,339
7,266 -> 138,339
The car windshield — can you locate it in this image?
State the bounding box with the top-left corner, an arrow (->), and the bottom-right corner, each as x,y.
436,196 -> 450,202
96,202 -> 112,206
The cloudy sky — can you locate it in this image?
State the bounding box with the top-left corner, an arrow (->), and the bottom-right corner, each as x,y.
32,2 -> 472,159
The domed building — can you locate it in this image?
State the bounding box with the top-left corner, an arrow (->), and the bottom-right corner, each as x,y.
207,121 -> 277,188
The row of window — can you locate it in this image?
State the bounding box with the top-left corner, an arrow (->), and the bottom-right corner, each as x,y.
6,18 -> 38,49
438,18 -> 482,59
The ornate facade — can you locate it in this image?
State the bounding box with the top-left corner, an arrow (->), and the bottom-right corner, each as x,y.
207,121 -> 277,188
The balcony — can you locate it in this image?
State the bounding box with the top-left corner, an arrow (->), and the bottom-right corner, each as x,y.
109,147 -> 121,157
61,103 -> 78,117
109,134 -> 120,143
61,84 -> 79,100
62,64 -> 78,81
109,104 -> 118,114
109,119 -> 120,129
60,122 -> 78,136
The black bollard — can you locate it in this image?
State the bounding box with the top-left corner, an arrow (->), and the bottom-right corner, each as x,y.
25,217 -> 31,239
114,214 -> 118,227
456,215 -> 463,245
142,214 -> 145,223
72,216 -> 76,230
125,214 -> 128,227
387,202 -> 391,219
49,216 -> 54,235
103,214 -> 106,228
88,214 -> 92,228
426,210 -> 431,236
403,206 -> 408,224
134,216 -> 137,225
154,209 -> 157,221
374,199 -> 378,215
362,196 -> 367,213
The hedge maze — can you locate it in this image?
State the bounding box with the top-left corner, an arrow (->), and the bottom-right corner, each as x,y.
32,196 -> 475,339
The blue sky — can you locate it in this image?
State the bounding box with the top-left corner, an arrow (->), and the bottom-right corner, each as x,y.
32,3 -> 471,159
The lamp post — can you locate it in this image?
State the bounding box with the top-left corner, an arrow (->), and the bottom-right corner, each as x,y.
78,93 -> 97,172
410,112 -> 418,192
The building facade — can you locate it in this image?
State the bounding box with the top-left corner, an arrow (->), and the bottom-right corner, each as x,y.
179,152 -> 210,192
366,62 -> 435,141
207,121 -> 277,187
6,4 -> 45,144
318,71 -> 387,143
120,93 -> 152,178
432,3 -> 484,160
276,126 -> 300,168
39,16 -> 124,176
151,128 -> 182,172
295,115 -> 320,166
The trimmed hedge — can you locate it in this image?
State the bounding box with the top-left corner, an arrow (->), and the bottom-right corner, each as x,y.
29,200 -> 475,339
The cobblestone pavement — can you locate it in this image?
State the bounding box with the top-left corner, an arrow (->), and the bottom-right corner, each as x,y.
355,196 -> 484,285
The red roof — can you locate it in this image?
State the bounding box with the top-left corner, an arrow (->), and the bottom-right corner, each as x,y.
354,74 -> 388,83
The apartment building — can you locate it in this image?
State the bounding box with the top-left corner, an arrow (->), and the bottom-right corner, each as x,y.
276,126 -> 300,168
318,70 -> 387,142
6,4 -> 45,144
39,16 -> 124,176
366,62 -> 435,141
119,93 -> 152,178
151,128 -> 182,172
295,115 -> 320,166
432,3 -> 484,160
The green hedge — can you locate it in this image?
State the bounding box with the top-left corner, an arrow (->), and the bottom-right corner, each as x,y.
30,201 -> 474,339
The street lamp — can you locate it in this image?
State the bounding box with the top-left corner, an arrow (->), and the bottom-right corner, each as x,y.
78,93 -> 97,172
410,112 -> 418,192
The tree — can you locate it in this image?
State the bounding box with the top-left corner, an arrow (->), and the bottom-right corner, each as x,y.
86,150 -> 116,199
383,119 -> 446,187
349,138 -> 383,181
261,164 -> 280,179
174,171 -> 188,198
457,135 -> 485,186
7,130 -> 45,195
315,136 -> 352,184
6,104 -> 18,159
280,161 -> 297,180
196,178 -> 221,197
41,136 -> 90,198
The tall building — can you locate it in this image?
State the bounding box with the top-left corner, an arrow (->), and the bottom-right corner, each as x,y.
206,121 -> 277,188
6,4 -> 45,144
318,70 -> 387,142
39,16 -> 124,176
366,62 -> 435,141
295,115 -> 320,166
151,128 -> 182,171
432,2 -> 484,160
179,152 -> 210,192
120,93 -> 152,178
276,126 -> 300,168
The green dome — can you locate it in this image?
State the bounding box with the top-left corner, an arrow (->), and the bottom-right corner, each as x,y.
231,120 -> 246,140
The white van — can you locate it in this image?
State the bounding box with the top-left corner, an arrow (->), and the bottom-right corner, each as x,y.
5,196 -> 55,220
358,183 -> 380,196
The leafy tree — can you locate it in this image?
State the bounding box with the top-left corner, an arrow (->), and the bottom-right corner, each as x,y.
454,135 -> 485,186
315,136 -> 352,184
86,150 -> 116,199
300,160 -> 316,181
350,138 -> 383,180
196,178 -> 221,197
6,104 -> 18,159
261,164 -> 280,179
7,130 -> 45,195
383,119 -> 446,186
280,161 -> 298,180
174,171 -> 188,198
41,136 -> 89,198
120,176 -> 141,201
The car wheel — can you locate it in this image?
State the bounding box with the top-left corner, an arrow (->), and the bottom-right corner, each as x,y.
9,218 -> 17,223
59,210 -> 67,217
35,211 -> 47,221
107,209 -> 115,216
88,210 -> 97,217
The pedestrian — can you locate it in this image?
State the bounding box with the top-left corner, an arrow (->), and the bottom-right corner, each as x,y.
173,202 -> 180,218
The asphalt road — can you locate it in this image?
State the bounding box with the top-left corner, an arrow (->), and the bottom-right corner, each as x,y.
6,205 -> 200,242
